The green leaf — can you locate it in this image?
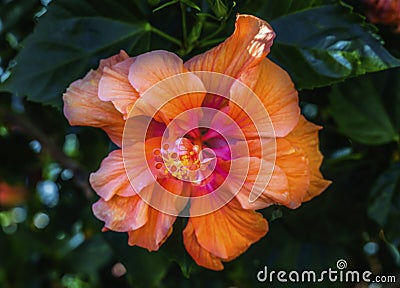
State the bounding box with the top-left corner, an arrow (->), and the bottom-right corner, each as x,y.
369,165 -> 400,259
0,0 -> 40,36
181,0 -> 201,11
161,218 -> 196,278
153,0 -> 178,12
380,230 -> 400,266
368,164 -> 400,227
206,0 -> 228,19
385,240 -> 400,266
64,235 -> 113,285
382,68 -> 400,131
328,73 -> 399,145
241,0 -> 331,21
269,207 -> 283,222
269,4 -> 400,90
0,0 -> 151,108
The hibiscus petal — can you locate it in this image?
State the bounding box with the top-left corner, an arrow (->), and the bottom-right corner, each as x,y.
92,193 -> 148,232
231,140 -> 312,209
190,197 -> 268,260
63,51 -> 128,146
129,50 -> 187,93
238,58 -> 300,137
94,180 -> 178,251
123,137 -> 162,193
230,157 -> 288,209
128,50 -> 205,120
183,221 -> 224,271
90,149 -> 135,200
99,57 -> 139,118
128,201 -> 176,251
185,14 -> 275,78
229,138 -> 275,159
284,116 -> 331,201
227,81 -> 276,139
275,138 -> 310,208
142,177 -> 189,217
122,115 -> 166,144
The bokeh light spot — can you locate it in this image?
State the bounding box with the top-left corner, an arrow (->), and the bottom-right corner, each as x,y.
37,180 -> 59,208
29,140 -> 42,153
11,207 -> 27,223
111,262 -> 127,278
33,212 -> 50,229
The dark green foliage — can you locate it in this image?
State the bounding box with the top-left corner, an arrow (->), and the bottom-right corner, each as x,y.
0,0 -> 151,108
328,71 -> 399,145
269,4 -> 400,89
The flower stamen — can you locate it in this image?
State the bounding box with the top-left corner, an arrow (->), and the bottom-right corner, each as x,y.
154,138 -> 216,183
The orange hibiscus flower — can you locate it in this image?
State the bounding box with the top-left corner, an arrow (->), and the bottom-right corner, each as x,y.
63,14 -> 331,270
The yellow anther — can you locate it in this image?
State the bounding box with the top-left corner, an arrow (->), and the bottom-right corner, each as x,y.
159,138 -> 213,182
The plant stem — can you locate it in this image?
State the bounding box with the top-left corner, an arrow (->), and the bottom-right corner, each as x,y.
180,1 -> 188,45
150,25 -> 182,47
198,37 -> 225,48
201,20 -> 226,43
1,107 -> 93,199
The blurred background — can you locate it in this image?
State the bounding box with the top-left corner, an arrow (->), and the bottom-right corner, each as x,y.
0,0 -> 399,287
